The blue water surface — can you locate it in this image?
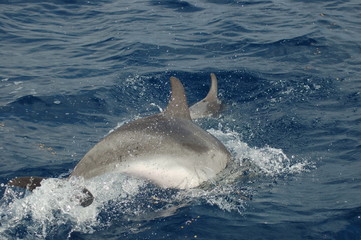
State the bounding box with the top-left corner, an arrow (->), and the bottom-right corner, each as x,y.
0,0 -> 360,239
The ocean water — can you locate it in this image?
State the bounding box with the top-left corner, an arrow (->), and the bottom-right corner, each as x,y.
0,0 -> 360,239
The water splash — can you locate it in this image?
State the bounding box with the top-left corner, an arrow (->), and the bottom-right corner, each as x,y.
0,128 -> 313,239
208,128 -> 313,177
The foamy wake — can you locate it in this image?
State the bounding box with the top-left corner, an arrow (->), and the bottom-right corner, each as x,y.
208,128 -> 313,177
0,128 -> 313,239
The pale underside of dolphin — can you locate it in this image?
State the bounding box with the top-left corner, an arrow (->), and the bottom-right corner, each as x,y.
8,74 -> 229,206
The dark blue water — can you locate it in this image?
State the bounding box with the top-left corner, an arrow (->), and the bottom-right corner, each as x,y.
1,0 -> 360,239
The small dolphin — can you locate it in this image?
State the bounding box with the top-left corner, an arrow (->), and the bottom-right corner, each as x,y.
8,75 -> 230,206
190,73 -> 222,119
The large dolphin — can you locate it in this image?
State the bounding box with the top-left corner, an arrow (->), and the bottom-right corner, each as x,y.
8,75 -> 230,206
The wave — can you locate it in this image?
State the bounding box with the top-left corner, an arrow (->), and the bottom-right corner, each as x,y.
0,124 -> 313,239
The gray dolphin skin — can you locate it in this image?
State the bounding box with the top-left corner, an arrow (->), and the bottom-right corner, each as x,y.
189,73 -> 222,119
71,76 -> 230,188
8,75 -> 231,206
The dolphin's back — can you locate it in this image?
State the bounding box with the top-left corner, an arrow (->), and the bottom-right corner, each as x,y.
71,76 -> 231,189
71,114 -> 230,189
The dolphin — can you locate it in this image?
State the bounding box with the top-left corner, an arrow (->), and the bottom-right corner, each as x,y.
8,75 -> 231,206
189,73 -> 222,119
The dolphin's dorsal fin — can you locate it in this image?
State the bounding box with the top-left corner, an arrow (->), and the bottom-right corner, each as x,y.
204,73 -> 219,102
189,73 -> 222,119
163,77 -> 191,120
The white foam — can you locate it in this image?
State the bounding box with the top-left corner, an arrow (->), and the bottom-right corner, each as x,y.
0,127 -> 313,238
208,128 -> 313,177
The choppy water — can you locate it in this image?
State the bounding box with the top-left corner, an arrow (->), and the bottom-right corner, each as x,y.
0,0 -> 360,239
